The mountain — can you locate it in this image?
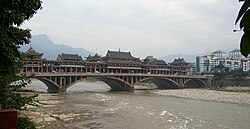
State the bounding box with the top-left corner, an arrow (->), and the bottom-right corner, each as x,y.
19,34 -> 93,60
160,48 -> 236,63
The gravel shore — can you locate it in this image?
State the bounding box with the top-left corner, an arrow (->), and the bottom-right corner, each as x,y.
21,93 -> 95,129
153,89 -> 250,105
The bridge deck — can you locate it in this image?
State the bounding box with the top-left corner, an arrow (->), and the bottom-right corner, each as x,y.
33,73 -> 209,79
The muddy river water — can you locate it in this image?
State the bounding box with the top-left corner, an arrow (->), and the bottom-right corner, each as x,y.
25,80 -> 250,129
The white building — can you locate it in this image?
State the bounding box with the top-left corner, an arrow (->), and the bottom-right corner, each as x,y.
196,50 -> 242,75
211,50 -> 226,59
229,49 -> 242,61
241,58 -> 250,72
210,58 -> 223,68
224,59 -> 240,70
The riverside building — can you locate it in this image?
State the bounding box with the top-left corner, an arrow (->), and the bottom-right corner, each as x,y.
196,49 -> 243,75
229,49 -> 242,61
241,58 -> 250,72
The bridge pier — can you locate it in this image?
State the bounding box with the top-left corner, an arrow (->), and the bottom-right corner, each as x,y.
46,86 -> 67,93
207,78 -> 213,87
98,77 -> 134,91
37,76 -> 70,93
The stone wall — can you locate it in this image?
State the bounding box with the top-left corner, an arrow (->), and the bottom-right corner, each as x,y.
213,78 -> 250,87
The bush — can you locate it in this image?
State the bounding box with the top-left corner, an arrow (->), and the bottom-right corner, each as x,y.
17,116 -> 36,129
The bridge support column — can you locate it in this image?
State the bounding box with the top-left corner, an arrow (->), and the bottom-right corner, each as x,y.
58,87 -> 67,93
60,77 -> 63,86
47,87 -> 66,93
69,77 -> 72,85
99,77 -> 134,91
130,77 -> 133,84
207,78 -> 213,87
178,78 -> 184,87
55,77 -> 57,84
47,87 -> 58,93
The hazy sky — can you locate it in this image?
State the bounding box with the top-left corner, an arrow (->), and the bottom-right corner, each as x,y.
22,0 -> 243,58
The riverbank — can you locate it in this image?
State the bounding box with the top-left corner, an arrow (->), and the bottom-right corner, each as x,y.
20,93 -> 97,129
153,88 -> 250,105
21,88 -> 250,129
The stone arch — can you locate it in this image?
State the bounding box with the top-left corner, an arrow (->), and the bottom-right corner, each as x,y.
65,77 -> 87,89
139,77 -> 180,89
36,76 -> 133,92
65,76 -> 133,91
36,77 -> 61,93
98,77 -> 134,91
183,79 -> 206,88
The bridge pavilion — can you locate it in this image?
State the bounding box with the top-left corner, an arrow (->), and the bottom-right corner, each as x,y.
168,58 -> 192,75
142,56 -> 172,75
21,47 -> 45,73
20,47 -> 192,76
100,50 -> 142,74
19,47 -> 212,92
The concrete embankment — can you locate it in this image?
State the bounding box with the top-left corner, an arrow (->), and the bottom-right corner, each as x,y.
153,89 -> 250,105
213,78 -> 250,87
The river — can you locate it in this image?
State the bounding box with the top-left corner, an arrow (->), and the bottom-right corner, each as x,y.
25,79 -> 250,129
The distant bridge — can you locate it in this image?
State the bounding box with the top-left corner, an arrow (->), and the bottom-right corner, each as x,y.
31,73 -> 212,93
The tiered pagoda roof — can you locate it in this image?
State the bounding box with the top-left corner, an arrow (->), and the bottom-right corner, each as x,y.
102,50 -> 141,65
86,53 -> 102,62
143,56 -> 168,66
57,53 -> 83,61
169,58 -> 191,67
22,47 -> 44,60
105,50 -> 137,59
23,47 -> 43,56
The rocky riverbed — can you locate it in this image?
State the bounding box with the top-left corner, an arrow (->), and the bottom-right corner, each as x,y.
153,88 -> 250,105
20,87 -> 250,128
20,93 -> 97,129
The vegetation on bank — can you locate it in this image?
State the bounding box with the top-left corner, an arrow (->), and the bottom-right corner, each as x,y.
17,116 -> 37,129
218,86 -> 250,93
209,85 -> 250,93
210,65 -> 249,79
209,65 -> 250,92
0,0 -> 42,128
208,65 -> 250,93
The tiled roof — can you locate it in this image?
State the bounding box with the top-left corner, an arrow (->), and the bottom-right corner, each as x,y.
154,60 -> 167,65
143,56 -> 168,65
86,53 -> 101,61
23,47 -> 43,56
106,60 -> 142,65
169,58 -> 190,66
105,50 -> 136,59
144,56 -> 154,61
57,53 -> 83,61
101,50 -> 141,65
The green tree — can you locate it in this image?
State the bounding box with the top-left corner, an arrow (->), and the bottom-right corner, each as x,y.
235,0 -> 250,57
228,68 -> 248,78
0,0 -> 42,128
210,65 -> 229,79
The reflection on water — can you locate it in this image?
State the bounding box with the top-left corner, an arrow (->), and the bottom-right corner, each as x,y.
26,79 -> 250,129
